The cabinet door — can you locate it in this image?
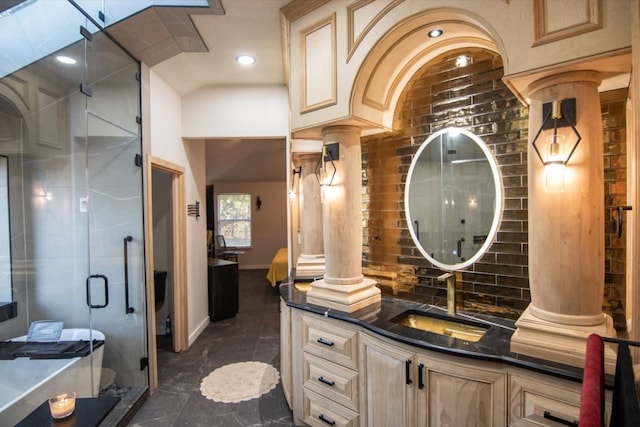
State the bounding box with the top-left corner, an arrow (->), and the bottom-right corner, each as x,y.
359,333 -> 415,427
416,353 -> 506,427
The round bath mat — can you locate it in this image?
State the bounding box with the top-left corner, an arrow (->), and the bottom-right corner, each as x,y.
200,361 -> 280,403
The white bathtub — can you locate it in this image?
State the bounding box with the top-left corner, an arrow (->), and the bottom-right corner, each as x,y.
0,328 -> 105,425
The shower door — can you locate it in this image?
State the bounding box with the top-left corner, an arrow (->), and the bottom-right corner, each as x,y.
0,0 -> 147,418
81,18 -> 147,394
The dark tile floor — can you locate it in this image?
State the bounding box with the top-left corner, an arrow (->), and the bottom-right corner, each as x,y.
128,269 -> 295,426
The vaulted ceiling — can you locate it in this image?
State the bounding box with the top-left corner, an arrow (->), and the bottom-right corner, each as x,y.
107,0 -> 291,183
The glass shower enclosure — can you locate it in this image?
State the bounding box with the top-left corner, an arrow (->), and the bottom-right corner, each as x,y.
0,0 -> 147,422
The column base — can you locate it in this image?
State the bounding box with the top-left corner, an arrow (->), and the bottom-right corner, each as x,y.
510,306 -> 618,374
294,255 -> 325,280
306,278 -> 381,313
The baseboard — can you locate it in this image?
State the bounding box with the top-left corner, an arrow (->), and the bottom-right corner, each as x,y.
189,316 -> 210,347
239,264 -> 270,270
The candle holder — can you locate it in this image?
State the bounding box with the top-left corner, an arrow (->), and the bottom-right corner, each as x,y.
48,392 -> 76,419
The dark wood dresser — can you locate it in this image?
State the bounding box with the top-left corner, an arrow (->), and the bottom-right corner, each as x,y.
207,258 -> 239,321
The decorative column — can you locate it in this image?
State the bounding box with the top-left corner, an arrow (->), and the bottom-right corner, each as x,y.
295,153 -> 325,279
306,125 -> 381,312
510,71 -> 616,371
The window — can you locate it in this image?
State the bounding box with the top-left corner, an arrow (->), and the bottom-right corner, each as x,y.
217,193 -> 251,247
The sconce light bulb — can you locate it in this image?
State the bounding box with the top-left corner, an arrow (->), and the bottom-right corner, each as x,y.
546,134 -> 565,163
545,163 -> 565,192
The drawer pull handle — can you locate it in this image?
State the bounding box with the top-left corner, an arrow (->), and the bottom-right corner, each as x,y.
418,363 -> 424,389
318,414 -> 336,425
405,359 -> 412,385
318,376 -> 335,387
543,411 -> 578,426
317,337 -> 334,347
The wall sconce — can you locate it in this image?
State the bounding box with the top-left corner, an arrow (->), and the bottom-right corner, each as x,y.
531,98 -> 581,192
187,201 -> 200,218
256,196 -> 262,210
290,166 -> 301,198
314,142 -> 338,187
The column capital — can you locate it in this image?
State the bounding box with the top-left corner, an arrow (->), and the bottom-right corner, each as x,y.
321,125 -> 361,139
527,70 -> 602,98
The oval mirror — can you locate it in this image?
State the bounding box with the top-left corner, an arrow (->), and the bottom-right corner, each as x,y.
405,128 -> 502,270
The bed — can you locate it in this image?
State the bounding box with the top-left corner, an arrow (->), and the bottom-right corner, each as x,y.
266,248 -> 288,287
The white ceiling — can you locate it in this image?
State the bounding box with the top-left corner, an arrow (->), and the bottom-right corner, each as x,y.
110,0 -> 291,183
151,0 -> 290,95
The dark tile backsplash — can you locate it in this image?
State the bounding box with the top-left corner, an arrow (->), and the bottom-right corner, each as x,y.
361,48 -> 628,328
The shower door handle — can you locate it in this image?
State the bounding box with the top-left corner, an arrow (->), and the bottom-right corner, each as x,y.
86,274 -> 109,308
123,236 -> 135,314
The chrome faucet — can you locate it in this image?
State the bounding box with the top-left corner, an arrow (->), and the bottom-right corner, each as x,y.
437,272 -> 456,315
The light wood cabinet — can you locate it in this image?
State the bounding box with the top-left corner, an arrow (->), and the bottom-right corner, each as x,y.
507,368 -> 611,427
286,306 -> 597,427
280,299 -> 292,409
416,352 -> 506,426
359,332 -> 506,427
359,333 -> 416,426
292,310 -> 360,426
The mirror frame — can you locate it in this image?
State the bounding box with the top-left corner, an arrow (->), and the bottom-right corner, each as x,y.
404,128 -> 503,270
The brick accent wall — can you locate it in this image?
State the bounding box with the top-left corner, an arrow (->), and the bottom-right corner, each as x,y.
602,88 -> 629,330
361,48 -> 627,327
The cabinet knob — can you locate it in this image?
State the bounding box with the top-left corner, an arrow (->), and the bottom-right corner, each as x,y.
543,410 -> 578,426
317,337 -> 334,347
318,414 -> 336,425
405,359 -> 412,385
318,376 -> 335,387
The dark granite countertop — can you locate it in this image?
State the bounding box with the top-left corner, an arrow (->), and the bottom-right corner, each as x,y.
280,281 -> 592,385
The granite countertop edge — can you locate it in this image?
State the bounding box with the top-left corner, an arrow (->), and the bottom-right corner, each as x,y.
279,282 -> 593,385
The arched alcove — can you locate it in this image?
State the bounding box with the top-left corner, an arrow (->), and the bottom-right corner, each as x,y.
351,8 -> 507,132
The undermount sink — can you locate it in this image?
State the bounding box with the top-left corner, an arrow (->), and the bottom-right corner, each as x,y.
391,310 -> 489,342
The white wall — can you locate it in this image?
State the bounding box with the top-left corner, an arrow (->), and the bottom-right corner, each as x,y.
213,181 -> 288,269
148,72 -> 291,346
149,70 -> 209,345
182,85 -> 289,138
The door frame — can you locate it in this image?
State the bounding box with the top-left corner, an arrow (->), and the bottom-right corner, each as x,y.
145,155 -> 188,392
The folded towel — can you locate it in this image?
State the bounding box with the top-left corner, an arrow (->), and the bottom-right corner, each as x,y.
579,334 -> 604,427
609,342 -> 640,426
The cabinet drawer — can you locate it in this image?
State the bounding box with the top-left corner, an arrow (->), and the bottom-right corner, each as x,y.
509,373 -> 581,426
300,313 -> 358,369
303,388 -> 359,427
303,352 -> 359,411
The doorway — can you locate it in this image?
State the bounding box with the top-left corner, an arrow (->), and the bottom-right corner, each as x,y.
145,156 -> 188,392
152,169 -> 173,352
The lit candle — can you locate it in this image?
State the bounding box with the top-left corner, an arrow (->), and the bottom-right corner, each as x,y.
48,392 -> 76,419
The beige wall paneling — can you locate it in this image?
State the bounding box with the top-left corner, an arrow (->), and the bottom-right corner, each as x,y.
346,0 -> 403,62
300,13 -> 337,113
532,0 -> 603,47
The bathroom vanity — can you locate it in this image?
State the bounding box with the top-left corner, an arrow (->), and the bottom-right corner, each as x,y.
280,283 -> 612,427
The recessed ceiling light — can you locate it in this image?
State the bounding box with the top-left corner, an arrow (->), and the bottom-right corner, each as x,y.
236,55 -> 255,65
428,29 -> 443,38
56,55 -> 76,65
